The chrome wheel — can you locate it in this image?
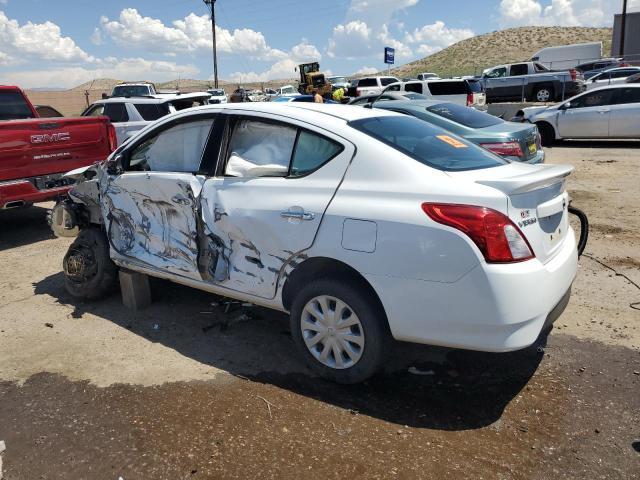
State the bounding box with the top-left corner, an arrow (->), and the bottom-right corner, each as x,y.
300,295 -> 365,369
536,88 -> 551,102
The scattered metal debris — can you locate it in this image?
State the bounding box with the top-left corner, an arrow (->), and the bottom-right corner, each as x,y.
45,323 -> 54,328
256,395 -> 277,419
408,366 -> 435,376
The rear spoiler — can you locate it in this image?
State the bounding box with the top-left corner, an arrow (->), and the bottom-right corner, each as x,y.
476,164 -> 573,195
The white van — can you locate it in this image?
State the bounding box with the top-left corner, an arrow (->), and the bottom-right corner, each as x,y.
529,42 -> 602,70
384,79 -> 486,108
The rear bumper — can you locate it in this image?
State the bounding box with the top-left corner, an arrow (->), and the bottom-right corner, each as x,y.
0,179 -> 70,208
366,229 -> 578,352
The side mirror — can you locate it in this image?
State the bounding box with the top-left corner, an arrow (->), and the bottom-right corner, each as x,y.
560,102 -> 571,110
106,153 -> 124,175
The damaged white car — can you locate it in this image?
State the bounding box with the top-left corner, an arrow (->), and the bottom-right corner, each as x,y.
51,103 -> 578,383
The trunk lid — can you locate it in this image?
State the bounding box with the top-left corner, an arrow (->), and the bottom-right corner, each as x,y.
451,163 -> 573,263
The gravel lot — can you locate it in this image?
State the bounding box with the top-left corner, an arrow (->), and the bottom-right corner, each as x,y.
0,142 -> 639,479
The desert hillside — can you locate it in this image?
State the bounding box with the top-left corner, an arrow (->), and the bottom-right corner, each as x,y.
388,26 -> 612,79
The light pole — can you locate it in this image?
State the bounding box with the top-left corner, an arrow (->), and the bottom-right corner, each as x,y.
203,0 -> 218,88
620,0 -> 628,58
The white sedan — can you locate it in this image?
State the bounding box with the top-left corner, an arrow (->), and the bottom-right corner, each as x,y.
521,84 -> 640,145
53,103 -> 578,383
586,67 -> 640,90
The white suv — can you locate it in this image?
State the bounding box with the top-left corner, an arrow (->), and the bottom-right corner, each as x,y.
54,103 -> 577,383
385,79 -> 486,108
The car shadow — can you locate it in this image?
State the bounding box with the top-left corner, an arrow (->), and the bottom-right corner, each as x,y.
33,271 -> 546,431
0,204 -> 55,250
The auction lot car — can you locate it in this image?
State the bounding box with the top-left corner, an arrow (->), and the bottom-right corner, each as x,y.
370,100 -> 545,163
83,92 -> 211,146
52,103 -> 578,383
520,84 -> 640,145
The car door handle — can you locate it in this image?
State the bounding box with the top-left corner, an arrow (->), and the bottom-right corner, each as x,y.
598,109 -> 609,114
280,209 -> 315,221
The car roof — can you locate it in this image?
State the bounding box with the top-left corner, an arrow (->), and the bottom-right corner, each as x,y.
94,92 -> 211,104
172,102 -> 400,123
373,99 -> 446,109
598,66 -> 640,73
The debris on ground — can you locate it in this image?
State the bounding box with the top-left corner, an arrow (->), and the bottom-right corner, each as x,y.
408,366 -> 435,376
44,323 -> 53,328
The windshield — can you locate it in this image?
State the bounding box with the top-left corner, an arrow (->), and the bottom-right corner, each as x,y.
402,93 -> 429,100
210,90 -> 225,96
0,91 -> 35,120
112,85 -> 151,97
426,103 -> 502,128
349,116 -> 507,172
329,77 -> 348,84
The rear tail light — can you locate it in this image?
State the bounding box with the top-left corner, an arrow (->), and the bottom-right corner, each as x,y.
570,68 -> 577,80
466,93 -> 473,106
107,123 -> 117,152
356,88 -> 362,97
480,141 -> 523,158
620,62 -> 630,67
422,203 -> 534,263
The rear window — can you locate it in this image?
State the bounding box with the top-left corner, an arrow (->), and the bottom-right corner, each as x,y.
134,103 -> 170,121
426,81 -> 468,96
358,78 -> 377,87
405,82 -> 423,94
466,80 -> 484,93
103,103 -> 129,123
0,91 -> 35,120
349,116 -> 507,172
427,103 -> 502,128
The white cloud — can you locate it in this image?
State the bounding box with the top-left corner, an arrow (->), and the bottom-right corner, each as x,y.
327,20 -> 371,58
377,24 -> 413,59
0,10 -> 92,63
405,20 -> 474,57
290,41 -> 322,62
3,57 -> 199,89
90,27 -> 102,46
99,9 -> 287,61
499,0 -> 640,27
227,58 -> 298,83
355,66 -> 378,75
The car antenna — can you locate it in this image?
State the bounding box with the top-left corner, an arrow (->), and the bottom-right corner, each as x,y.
365,87 -> 387,109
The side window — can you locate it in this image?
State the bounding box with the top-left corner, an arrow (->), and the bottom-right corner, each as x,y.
290,131 -> 342,177
485,67 -> 507,78
510,64 -> 529,76
385,84 -> 401,92
611,70 -> 633,79
103,103 -> 129,123
358,78 -> 377,87
225,119 -> 297,177
134,103 -> 170,120
613,88 -> 640,105
427,81 -> 466,95
127,119 -> 213,172
570,89 -> 615,108
380,77 -> 398,86
405,82 -> 423,94
85,104 -> 105,116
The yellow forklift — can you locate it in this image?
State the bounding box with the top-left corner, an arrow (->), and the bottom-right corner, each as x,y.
297,62 -> 332,96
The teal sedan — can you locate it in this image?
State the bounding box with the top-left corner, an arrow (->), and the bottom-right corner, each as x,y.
370,100 -> 545,164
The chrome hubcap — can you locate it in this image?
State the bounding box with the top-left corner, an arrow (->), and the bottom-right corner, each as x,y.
300,295 -> 365,369
537,89 -> 550,102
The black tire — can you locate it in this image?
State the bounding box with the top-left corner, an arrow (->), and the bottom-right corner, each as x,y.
289,279 -> 390,384
63,227 -> 117,300
536,122 -> 556,147
534,86 -> 553,103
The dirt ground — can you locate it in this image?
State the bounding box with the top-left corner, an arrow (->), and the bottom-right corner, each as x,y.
0,142 -> 639,479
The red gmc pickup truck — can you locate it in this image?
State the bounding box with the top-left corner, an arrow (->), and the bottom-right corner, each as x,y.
0,85 -> 116,209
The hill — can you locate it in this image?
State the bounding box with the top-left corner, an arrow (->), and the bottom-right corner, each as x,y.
388,26 -> 612,79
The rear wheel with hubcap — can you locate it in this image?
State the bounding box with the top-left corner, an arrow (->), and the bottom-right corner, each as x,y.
290,279 -> 389,383
534,87 -> 553,103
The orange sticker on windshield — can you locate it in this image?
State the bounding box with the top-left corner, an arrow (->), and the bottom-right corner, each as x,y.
436,135 -> 468,148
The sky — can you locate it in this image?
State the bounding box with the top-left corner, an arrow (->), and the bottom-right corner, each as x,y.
0,0 -> 637,88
